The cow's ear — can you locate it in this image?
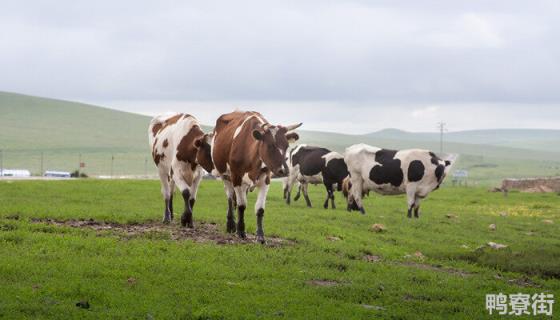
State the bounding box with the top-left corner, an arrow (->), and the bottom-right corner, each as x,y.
252,129 -> 264,140
445,160 -> 451,167
193,136 -> 203,148
285,132 -> 299,143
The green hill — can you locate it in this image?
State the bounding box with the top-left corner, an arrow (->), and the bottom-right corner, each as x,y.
1,91 -> 559,184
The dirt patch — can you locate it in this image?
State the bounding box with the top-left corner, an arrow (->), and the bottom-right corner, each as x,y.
398,261 -> 472,277
29,218 -> 294,247
306,280 -> 340,287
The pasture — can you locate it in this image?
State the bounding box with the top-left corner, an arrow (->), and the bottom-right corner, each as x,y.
0,179 -> 559,319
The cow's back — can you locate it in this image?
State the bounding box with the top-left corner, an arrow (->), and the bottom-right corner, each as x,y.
149,113 -> 202,168
295,147 -> 330,176
212,111 -> 265,175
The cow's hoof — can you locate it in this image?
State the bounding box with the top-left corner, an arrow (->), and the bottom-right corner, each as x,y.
180,218 -> 193,228
237,231 -> 247,239
256,235 -> 265,244
359,207 -> 366,215
162,218 -> 171,224
226,220 -> 236,233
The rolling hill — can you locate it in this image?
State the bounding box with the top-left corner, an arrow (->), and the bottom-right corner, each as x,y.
1,91 -> 559,184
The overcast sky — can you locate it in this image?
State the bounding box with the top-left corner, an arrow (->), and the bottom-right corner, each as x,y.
1,1 -> 559,133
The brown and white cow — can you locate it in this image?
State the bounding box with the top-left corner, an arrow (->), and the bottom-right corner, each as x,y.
211,111 -> 301,243
148,113 -> 213,226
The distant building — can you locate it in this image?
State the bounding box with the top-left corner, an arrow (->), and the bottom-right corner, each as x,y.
452,169 -> 469,186
44,171 -> 71,178
0,169 -> 31,177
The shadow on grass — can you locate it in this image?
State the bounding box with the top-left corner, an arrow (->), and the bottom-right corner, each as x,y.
456,247 -> 560,279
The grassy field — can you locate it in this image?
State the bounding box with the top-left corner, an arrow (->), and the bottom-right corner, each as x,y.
0,179 -> 558,319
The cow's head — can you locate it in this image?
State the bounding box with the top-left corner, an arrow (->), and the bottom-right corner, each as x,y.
252,123 -> 301,177
194,132 -> 214,173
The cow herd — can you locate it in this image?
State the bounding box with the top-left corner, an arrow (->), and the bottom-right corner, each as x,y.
149,111 -> 452,243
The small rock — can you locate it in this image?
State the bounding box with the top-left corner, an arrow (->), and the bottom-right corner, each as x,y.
361,304 -> 385,311
371,224 -> 386,232
489,224 -> 496,231
460,245 -> 470,249
525,231 -> 535,236
543,220 -> 554,224
446,214 -> 458,219
326,236 -> 341,241
76,301 -> 90,309
363,255 -> 382,262
413,251 -> 425,259
499,212 -> 508,217
127,277 -> 137,285
488,242 -> 508,250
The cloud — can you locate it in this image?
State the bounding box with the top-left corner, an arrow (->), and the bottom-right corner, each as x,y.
0,1 -> 559,131
412,106 -> 440,119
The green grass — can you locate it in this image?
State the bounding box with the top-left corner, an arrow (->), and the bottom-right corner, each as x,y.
0,179 -> 558,319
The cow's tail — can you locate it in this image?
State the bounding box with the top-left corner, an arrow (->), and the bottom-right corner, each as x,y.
148,113 -> 176,146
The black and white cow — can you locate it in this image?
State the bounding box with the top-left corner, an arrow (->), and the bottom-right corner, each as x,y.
343,143 -> 451,218
284,145 -> 349,209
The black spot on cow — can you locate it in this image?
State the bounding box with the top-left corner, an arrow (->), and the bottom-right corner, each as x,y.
324,157 -> 349,190
435,164 -> 445,182
369,149 -> 403,187
407,160 -> 425,182
294,147 -> 330,176
429,152 -> 440,166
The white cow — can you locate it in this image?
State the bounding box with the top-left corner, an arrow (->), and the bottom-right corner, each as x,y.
148,113 -> 213,226
343,143 -> 451,218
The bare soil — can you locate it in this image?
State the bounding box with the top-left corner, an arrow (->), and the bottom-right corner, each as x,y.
30,218 -> 294,247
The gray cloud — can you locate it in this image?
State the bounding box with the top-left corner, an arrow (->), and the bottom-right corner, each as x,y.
1,1 -> 559,132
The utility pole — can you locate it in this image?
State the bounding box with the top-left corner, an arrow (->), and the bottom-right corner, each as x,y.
78,153 -> 82,177
111,154 -> 114,178
437,122 -> 447,154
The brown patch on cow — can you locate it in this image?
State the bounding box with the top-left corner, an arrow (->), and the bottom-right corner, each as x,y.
306,280 -> 340,287
176,125 -> 204,164
30,218 -> 294,246
163,139 -> 169,148
151,123 -> 163,137
397,261 -> 472,277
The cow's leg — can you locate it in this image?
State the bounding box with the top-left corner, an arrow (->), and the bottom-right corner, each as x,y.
293,182 -> 302,201
223,179 -> 236,233
349,178 -> 365,214
302,183 -> 312,207
323,183 -> 333,209
172,164 -> 194,228
413,196 -> 422,218
189,168 -> 203,212
285,170 -> 298,205
158,168 -> 173,223
254,176 -> 270,244
168,179 -> 175,220
330,187 -> 336,210
233,178 -> 249,239
406,185 -> 417,219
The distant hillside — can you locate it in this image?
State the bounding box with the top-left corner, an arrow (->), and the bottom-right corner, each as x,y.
1,91 -> 559,183
366,128 -> 560,152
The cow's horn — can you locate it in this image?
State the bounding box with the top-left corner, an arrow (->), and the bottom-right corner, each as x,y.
285,122 -> 302,131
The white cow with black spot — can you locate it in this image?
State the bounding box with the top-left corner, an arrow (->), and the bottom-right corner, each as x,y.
343,143 -> 451,218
